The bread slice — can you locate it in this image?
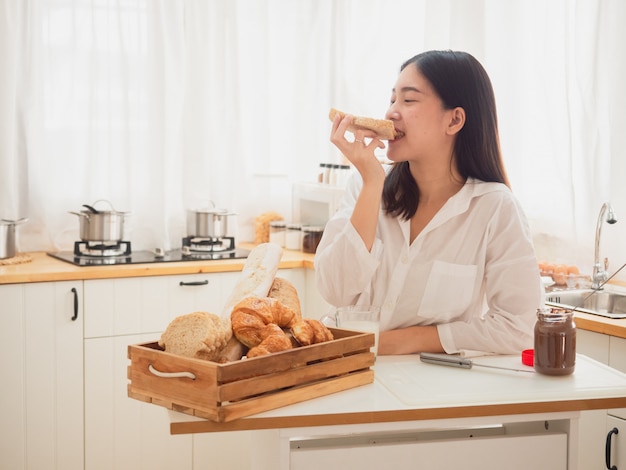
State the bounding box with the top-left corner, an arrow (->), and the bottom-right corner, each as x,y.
159,311 -> 232,361
329,108 -> 396,140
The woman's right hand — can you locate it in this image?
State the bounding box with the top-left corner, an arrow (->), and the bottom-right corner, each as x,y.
330,113 -> 386,185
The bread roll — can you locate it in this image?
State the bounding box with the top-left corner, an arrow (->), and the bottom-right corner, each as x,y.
221,242 -> 283,318
329,108 -> 397,140
159,311 -> 232,361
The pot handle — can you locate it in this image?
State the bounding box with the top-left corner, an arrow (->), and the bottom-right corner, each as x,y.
68,211 -> 89,219
1,217 -> 28,225
91,199 -> 116,212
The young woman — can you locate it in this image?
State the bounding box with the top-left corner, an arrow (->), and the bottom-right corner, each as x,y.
316,50 -> 544,355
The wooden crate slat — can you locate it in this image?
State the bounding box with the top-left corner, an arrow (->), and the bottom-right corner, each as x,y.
218,352 -> 374,402
218,370 -> 375,422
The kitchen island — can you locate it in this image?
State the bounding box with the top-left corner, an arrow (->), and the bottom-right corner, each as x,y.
166,354 -> 626,470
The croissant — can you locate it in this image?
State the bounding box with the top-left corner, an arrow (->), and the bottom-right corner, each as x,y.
291,319 -> 334,346
246,324 -> 293,358
231,296 -> 298,348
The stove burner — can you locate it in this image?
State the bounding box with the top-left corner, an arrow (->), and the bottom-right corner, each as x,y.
74,240 -> 132,257
182,236 -> 235,253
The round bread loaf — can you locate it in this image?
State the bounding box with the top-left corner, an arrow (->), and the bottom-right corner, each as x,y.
158,311 -> 232,361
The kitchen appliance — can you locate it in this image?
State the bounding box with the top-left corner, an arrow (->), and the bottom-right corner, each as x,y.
292,182 -> 345,226
49,202 -> 249,266
1,217 -> 28,259
48,236 -> 249,267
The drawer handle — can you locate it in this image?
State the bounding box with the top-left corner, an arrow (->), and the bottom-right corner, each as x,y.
148,364 -> 196,380
606,426 -> 618,470
71,287 -> 78,321
179,280 -> 209,286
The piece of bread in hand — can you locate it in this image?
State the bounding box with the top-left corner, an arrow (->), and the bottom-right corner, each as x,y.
329,108 -> 397,140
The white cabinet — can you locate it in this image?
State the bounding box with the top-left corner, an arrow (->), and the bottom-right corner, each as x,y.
85,332 -> 193,469
84,268 -> 306,470
577,328 -> 626,470
84,272 -> 230,470
0,281 -> 84,470
2,266 -> 309,470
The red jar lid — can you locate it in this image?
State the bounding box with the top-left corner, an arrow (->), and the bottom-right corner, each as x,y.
522,349 -> 534,366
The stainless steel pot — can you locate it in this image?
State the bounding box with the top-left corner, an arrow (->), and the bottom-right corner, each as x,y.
0,217 -> 28,259
187,203 -> 235,238
69,200 -> 129,242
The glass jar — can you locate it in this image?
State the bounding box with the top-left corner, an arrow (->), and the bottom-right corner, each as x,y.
285,223 -> 302,250
268,220 -> 286,247
301,225 -> 324,253
534,307 -> 576,376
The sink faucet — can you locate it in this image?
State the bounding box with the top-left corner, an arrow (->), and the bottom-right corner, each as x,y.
592,202 -> 618,289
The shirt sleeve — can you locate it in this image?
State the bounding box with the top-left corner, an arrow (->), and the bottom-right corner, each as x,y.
314,172 -> 384,307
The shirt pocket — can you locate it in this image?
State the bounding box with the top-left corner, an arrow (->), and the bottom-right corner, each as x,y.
418,261 -> 477,322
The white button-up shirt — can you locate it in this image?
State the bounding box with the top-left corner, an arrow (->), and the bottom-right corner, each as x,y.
315,173 -> 544,354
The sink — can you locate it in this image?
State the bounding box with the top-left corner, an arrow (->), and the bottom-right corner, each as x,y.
545,289 -> 626,319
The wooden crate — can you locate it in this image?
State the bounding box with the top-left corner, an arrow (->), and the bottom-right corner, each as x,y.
127,328 -> 375,423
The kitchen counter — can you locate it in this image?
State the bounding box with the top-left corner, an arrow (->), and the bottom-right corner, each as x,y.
167,354 -> 626,469
0,244 -> 315,285
169,353 -> 626,434
2,247 -> 626,340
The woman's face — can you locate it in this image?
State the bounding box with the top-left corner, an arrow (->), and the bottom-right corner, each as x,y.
385,65 -> 455,163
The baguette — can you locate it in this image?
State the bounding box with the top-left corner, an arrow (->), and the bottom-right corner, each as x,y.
220,242 -> 283,318
329,108 -> 397,140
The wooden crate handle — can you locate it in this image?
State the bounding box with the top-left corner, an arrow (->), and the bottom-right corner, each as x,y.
149,364 -> 196,380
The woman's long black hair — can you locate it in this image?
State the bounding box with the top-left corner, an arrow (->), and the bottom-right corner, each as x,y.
383,50 -> 509,220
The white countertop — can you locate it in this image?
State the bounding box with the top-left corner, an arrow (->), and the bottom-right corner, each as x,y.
169,353 -> 626,434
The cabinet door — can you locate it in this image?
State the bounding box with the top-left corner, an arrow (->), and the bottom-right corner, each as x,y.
0,282 -> 84,470
576,328 -> 612,469
85,333 -> 192,470
608,336 -> 626,421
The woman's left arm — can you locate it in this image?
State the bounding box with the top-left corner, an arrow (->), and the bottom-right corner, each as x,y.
436,195 -> 544,354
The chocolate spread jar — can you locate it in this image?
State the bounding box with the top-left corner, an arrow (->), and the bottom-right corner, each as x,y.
534,307 -> 576,376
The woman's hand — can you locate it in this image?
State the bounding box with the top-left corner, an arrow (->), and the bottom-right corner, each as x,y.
330,113 -> 386,185
330,113 -> 386,251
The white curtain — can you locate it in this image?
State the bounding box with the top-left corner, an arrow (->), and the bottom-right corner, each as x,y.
1,0 -> 625,275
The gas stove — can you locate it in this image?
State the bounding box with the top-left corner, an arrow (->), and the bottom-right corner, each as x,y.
47,237 -> 250,266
